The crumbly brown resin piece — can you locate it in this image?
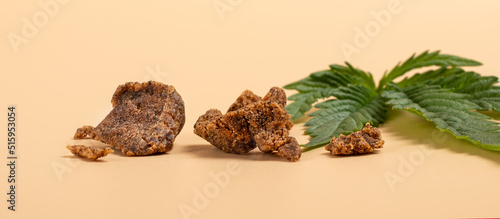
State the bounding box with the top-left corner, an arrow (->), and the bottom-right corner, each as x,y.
66,145 -> 114,160
325,123 -> 384,155
75,81 -> 185,156
194,87 -> 302,161
74,125 -> 94,139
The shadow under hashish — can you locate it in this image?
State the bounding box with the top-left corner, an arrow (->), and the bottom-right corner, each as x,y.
181,144 -> 293,162
60,155 -> 107,163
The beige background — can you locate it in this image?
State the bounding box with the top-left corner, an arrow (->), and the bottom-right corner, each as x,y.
1,0 -> 500,218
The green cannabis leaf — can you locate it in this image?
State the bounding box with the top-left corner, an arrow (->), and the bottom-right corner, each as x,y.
284,50 -> 500,151
304,85 -> 386,147
383,84 -> 500,150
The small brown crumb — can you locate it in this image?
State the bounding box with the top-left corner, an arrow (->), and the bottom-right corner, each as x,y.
74,125 -> 94,139
277,137 -> 301,161
226,90 -> 262,112
66,145 -> 114,160
325,123 -> 384,155
194,87 -> 302,161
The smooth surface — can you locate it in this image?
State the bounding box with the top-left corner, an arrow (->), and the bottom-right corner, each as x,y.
1,1 -> 500,218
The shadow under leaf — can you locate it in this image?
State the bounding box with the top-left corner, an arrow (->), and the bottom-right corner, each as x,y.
383,109 -> 500,166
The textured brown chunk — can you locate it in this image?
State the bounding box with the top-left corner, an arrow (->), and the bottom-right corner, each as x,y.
325,123 -> 384,155
66,145 -> 114,160
277,137 -> 302,162
74,125 -> 94,139
194,87 -> 302,161
75,81 -> 185,156
226,90 -> 262,112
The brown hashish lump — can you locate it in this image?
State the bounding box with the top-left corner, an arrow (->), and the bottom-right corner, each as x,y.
74,125 -> 94,139
194,87 -> 301,161
325,123 -> 384,155
74,81 -> 185,156
66,145 -> 114,160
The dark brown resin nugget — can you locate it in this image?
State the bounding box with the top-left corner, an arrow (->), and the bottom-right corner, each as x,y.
74,81 -> 185,156
194,87 -> 301,161
325,123 -> 384,155
66,145 -> 114,160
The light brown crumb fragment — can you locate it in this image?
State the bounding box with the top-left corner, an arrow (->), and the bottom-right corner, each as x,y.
74,125 -> 94,139
66,145 -> 114,160
194,87 -> 302,161
277,137 -> 301,161
325,123 -> 384,155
